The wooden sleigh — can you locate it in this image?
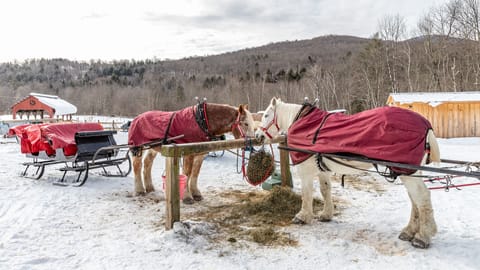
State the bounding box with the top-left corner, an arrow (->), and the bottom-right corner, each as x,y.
9,123 -> 132,187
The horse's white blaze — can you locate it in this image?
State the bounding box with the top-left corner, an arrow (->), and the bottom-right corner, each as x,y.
256,97 -> 439,248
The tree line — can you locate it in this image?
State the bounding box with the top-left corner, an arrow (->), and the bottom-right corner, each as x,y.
1,0 -> 479,116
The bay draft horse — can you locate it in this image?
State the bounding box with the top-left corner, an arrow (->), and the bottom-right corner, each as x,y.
128,103 -> 255,204
255,97 -> 441,248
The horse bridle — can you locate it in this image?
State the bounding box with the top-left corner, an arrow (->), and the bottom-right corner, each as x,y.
259,107 -> 281,139
231,111 -> 247,138
196,102 -> 248,139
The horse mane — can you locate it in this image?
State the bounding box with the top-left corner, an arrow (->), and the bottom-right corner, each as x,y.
275,101 -> 303,131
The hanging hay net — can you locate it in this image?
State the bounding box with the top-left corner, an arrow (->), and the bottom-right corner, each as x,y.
246,148 -> 274,185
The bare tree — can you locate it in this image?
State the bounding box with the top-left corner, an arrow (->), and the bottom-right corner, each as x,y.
378,14 -> 407,93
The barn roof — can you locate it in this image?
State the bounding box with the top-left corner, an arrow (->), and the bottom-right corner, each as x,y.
30,92 -> 77,116
388,91 -> 480,107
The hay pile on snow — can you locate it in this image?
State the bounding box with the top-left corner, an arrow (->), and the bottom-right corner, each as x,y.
187,186 -> 325,246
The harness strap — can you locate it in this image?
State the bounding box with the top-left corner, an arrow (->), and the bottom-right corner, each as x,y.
162,112 -> 177,144
312,113 -> 334,144
315,153 -> 401,181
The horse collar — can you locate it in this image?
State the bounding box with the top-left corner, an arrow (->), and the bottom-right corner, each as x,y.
194,102 -> 211,138
293,103 -> 317,123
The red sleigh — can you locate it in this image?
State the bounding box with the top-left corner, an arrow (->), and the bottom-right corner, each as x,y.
9,122 -> 131,186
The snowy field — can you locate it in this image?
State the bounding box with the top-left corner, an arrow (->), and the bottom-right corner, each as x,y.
0,118 -> 479,270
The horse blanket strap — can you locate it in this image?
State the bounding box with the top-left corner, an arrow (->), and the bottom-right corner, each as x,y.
128,106 -> 209,147
288,106 -> 432,175
162,112 -> 177,144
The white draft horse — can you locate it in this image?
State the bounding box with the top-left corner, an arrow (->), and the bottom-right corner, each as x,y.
255,97 -> 440,248
129,103 -> 255,204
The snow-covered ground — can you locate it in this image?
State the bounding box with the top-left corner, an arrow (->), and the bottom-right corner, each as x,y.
0,118 -> 479,270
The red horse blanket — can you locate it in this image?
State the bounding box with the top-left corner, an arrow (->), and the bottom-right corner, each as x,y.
9,123 -> 103,156
288,106 -> 432,170
128,106 -> 208,147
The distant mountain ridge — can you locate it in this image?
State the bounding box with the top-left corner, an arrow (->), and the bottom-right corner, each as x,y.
0,34 -> 475,116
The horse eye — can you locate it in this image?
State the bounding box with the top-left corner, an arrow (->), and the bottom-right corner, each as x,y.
244,123 -> 249,127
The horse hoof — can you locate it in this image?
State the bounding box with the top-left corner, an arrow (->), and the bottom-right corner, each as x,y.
411,238 -> 429,249
182,197 -> 195,205
318,215 -> 332,222
135,191 -> 146,196
193,195 -> 203,201
145,187 -> 155,193
398,232 -> 414,242
292,217 -> 306,225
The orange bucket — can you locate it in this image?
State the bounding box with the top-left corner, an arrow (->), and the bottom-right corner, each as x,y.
162,174 -> 187,199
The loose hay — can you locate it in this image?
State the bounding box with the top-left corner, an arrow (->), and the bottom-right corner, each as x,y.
185,186 -> 325,247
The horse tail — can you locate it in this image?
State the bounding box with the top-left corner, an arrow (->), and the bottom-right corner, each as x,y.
426,129 -> 441,164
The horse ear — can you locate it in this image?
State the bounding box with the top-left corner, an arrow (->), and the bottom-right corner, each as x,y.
238,104 -> 246,114
271,97 -> 277,106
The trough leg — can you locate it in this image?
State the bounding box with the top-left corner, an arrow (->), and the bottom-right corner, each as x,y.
165,155 -> 180,230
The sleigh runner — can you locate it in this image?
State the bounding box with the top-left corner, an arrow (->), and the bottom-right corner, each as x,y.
9,122 -> 132,186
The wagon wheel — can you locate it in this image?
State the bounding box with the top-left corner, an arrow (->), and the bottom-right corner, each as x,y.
72,162 -> 89,187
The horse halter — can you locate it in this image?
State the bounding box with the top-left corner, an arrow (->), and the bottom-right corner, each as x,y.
259,107 -> 280,139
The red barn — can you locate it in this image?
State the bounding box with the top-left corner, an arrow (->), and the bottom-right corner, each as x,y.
11,93 -> 77,120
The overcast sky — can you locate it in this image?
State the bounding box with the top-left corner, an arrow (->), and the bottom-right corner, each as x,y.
0,0 -> 451,63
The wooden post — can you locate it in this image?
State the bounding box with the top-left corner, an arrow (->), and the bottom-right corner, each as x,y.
165,145 -> 180,230
279,141 -> 292,187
